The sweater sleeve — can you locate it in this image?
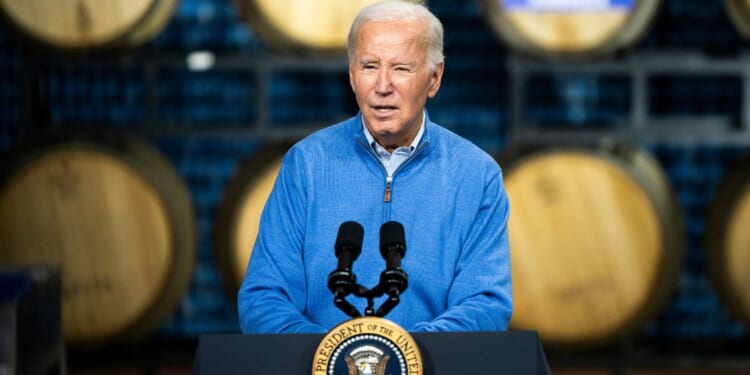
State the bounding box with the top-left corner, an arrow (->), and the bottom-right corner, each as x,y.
236,149 -> 326,334
410,167 -> 513,332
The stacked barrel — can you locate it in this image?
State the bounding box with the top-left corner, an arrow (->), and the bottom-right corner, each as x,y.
480,0 -> 750,351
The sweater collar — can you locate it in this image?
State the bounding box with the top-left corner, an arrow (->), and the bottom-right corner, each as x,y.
361,111 -> 425,154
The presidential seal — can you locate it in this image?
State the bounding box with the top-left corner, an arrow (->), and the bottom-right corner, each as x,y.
312,316 -> 422,375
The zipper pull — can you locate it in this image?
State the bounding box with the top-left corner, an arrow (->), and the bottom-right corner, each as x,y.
384,176 -> 392,202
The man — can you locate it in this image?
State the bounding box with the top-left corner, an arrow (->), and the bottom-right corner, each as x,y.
238,0 -> 511,333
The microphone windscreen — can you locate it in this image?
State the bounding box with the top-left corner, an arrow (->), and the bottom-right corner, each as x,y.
335,221 -> 364,257
380,221 -> 406,257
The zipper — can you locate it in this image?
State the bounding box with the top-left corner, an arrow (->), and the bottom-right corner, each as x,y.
384,176 -> 392,202
357,138 -> 429,204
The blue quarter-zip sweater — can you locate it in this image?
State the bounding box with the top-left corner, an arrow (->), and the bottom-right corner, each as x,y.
238,113 -> 512,333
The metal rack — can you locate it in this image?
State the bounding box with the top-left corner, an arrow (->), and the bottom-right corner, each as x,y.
17,49 -> 750,148
507,50 -> 750,146
16,51 -> 351,141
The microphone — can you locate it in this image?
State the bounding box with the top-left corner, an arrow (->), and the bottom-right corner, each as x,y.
327,221 -> 364,297
379,221 -> 408,296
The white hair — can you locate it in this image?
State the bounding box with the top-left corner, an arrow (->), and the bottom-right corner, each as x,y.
347,1 -> 444,71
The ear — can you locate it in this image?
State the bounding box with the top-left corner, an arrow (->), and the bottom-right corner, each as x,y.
349,64 -> 356,93
427,62 -> 444,98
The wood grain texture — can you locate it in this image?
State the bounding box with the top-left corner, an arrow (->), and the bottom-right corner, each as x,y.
477,0 -> 661,58
504,148 -> 681,348
0,149 -> 171,341
230,158 -> 280,287
706,153 -> 750,331
504,12 -> 628,52
725,0 -> 750,40
235,0 -> 423,53
0,138 -> 196,346
0,0 -> 175,50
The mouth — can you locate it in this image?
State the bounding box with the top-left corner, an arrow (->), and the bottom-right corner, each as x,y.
371,105 -> 398,115
370,105 -> 398,117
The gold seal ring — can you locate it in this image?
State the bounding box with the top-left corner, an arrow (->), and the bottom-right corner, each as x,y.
312,316 -> 422,375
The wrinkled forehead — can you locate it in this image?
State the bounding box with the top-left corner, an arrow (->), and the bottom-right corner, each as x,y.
354,21 -> 427,60
357,19 -> 427,46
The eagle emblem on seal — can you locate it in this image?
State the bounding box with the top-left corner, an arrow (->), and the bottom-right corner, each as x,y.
344,345 -> 390,375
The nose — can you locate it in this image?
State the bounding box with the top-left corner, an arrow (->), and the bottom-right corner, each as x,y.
375,69 -> 393,96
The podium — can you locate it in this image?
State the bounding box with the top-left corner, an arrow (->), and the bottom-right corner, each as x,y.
193,330 -> 551,374
0,267 -> 63,375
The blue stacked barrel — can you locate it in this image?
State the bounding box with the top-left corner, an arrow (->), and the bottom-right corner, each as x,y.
525,75 -> 631,127
152,134 -> 262,335
39,65 -> 145,126
647,144 -> 747,338
428,0 -> 508,152
157,70 -> 257,126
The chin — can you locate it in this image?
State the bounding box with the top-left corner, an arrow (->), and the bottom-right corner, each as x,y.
371,125 -> 402,138
365,118 -> 397,131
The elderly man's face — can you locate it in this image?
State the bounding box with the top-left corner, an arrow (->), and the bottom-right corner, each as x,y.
349,19 -> 443,152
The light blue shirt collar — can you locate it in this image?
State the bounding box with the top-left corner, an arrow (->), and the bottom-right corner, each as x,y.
361,112 -> 425,177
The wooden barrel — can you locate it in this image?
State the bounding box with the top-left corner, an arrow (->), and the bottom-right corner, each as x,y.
705,152 -> 750,330
499,144 -> 683,348
234,0 -> 424,54
0,0 -> 177,52
476,0 -> 661,60
725,0 -> 750,40
213,145 -> 288,299
0,136 -> 195,346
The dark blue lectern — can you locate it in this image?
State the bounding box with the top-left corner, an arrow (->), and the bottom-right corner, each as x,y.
193,330 -> 550,374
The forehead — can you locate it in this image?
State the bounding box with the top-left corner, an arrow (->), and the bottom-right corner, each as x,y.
354,20 -> 426,59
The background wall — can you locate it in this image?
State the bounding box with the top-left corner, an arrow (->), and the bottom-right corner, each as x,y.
1,0 -> 750,371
